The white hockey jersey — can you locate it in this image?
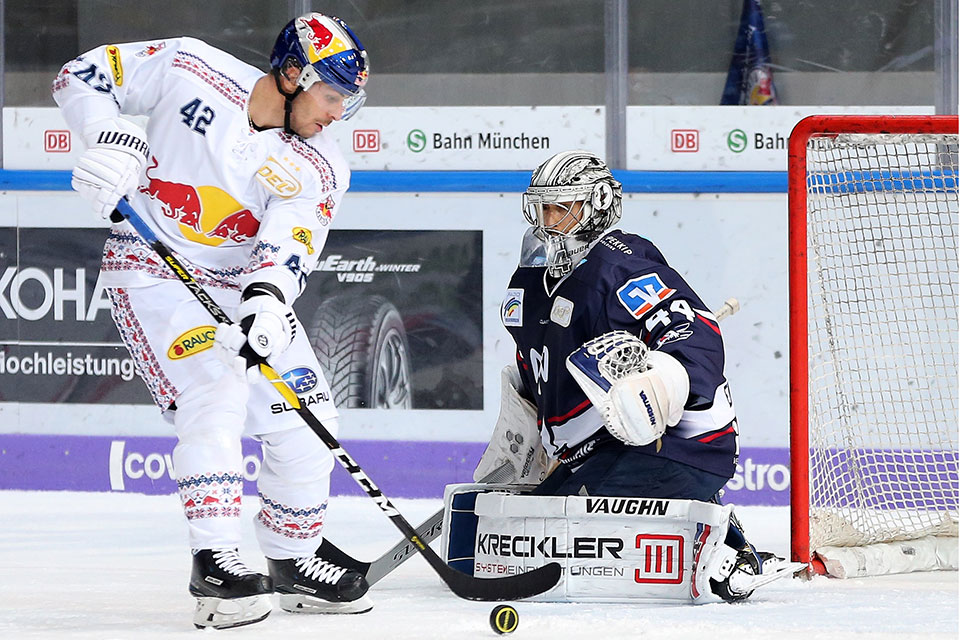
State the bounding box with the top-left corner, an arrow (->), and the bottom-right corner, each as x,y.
52,37 -> 350,304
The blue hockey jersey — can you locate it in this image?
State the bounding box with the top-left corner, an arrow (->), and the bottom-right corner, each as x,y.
500,229 -> 739,479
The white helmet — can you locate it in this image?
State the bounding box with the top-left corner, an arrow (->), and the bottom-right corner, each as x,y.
520,150 -> 622,277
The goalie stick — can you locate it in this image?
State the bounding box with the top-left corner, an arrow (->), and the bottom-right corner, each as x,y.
317,296 -> 742,586
110,199 -> 562,602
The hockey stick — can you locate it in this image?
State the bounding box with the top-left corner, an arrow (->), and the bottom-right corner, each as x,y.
110,199 -> 562,602
320,297 -> 744,586
713,297 -> 740,322
317,460 -> 517,586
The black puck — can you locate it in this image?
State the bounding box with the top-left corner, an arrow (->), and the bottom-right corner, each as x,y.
489,604 -> 519,634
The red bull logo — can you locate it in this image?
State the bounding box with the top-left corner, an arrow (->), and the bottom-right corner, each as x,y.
355,67 -> 369,87
303,16 -> 334,51
747,67 -> 776,105
139,157 -> 260,246
282,516 -> 324,531
300,15 -> 350,62
315,197 -> 334,226
136,42 -> 167,57
205,208 -> 260,244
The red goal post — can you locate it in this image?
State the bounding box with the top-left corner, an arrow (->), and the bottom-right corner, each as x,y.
787,115 -> 959,577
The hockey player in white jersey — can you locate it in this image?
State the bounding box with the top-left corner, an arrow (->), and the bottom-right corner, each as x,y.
462,150 -> 803,603
53,13 -> 372,629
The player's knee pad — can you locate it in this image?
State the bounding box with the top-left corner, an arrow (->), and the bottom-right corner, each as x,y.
173,374 -> 249,449
440,483 -> 737,603
258,423 -> 335,486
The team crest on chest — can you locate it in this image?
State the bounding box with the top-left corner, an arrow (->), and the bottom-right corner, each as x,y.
549,296 -> 574,327
502,288 -> 524,327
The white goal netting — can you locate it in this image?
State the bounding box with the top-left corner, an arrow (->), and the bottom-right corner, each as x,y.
801,129 -> 959,558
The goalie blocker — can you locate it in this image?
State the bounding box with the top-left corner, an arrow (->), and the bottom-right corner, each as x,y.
442,485 -> 804,604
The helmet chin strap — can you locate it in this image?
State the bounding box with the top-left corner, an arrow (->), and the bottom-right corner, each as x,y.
272,69 -> 304,136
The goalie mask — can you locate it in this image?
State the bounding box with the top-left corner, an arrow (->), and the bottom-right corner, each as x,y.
270,13 -> 369,122
520,151 -> 623,278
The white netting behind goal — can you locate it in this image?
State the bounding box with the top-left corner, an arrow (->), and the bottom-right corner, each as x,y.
803,130 -> 959,554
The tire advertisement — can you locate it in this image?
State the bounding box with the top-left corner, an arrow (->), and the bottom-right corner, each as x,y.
0,227 -> 483,410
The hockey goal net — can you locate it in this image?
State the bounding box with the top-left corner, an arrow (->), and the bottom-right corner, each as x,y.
788,115 -> 959,578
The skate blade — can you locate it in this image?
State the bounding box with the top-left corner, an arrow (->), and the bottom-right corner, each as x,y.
193,594 -> 272,629
730,560 -> 807,594
278,593 -> 373,615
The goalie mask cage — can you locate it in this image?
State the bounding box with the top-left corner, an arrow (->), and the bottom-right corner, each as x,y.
788,114 -> 959,578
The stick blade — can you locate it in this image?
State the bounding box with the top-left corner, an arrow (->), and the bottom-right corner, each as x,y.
439,560 -> 562,601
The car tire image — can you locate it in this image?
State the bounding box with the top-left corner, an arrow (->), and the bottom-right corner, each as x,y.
308,294 -> 413,409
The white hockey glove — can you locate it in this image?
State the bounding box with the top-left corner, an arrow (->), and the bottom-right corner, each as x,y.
473,364 -> 550,485
566,331 -> 689,447
213,285 -> 297,378
213,322 -> 259,382
71,118 -> 150,219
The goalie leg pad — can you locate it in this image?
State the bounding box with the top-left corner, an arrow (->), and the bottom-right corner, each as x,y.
442,486 -> 741,603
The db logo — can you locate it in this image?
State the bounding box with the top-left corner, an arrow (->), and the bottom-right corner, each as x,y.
670,129 -> 699,153
353,129 -> 380,152
44,130 -> 71,152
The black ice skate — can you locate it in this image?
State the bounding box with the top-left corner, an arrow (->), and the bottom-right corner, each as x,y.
189,548 -> 273,629
267,552 -> 373,614
711,548 -> 805,602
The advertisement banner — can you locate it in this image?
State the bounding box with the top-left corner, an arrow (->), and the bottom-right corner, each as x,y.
0,433 -> 792,505
0,227 -> 483,409
626,105 -> 931,171
7,105 -> 932,174
3,106 -> 606,171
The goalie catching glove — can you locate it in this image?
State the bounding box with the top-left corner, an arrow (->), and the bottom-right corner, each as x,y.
566,331 -> 689,447
71,118 -> 150,219
214,283 -> 298,379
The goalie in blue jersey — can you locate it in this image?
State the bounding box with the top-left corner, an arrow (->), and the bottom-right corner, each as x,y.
468,151 -> 802,602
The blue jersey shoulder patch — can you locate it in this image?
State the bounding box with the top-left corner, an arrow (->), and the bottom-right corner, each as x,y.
615,273 -> 676,319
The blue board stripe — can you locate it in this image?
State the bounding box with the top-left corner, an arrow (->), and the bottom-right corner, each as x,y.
0,169 -> 789,193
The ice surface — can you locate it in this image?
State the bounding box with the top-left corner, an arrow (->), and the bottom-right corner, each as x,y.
0,491 -> 956,639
